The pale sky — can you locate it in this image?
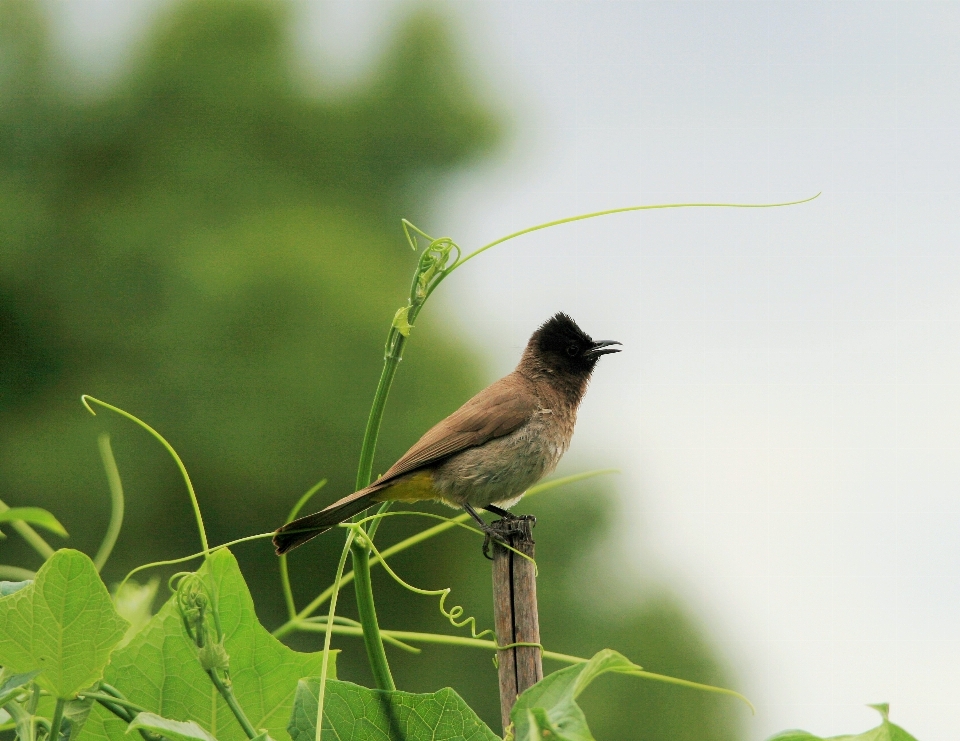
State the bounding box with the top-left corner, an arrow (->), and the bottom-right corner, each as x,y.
53,2 -> 960,739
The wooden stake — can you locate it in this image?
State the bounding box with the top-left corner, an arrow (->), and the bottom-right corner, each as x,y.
491,517 -> 542,734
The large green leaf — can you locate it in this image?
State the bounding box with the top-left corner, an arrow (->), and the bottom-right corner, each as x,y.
288,677 -> 499,741
509,650 -> 640,741
767,704 -> 918,741
78,548 -> 333,741
0,549 -> 128,698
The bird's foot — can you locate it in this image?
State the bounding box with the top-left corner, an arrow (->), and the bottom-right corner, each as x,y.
483,505 -> 536,527
465,504 -> 536,558
481,515 -> 537,559
480,525 -> 508,560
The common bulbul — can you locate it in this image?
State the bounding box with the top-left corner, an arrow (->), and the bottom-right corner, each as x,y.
273,313 -> 620,555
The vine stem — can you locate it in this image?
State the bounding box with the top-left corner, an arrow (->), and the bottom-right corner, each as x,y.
439,194 -> 821,284
4,700 -> 34,741
280,480 -> 326,621
291,624 -> 755,712
347,269 -> 425,688
318,529 -> 354,741
47,698 -> 65,741
0,498 -> 53,561
81,396 -> 210,558
89,685 -> 163,741
83,693 -> 135,713
350,540 -> 395,690
355,332 -> 407,492
94,433 -> 125,572
0,565 -> 35,580
116,532 -> 274,597
345,329 -> 403,689
206,670 -> 258,740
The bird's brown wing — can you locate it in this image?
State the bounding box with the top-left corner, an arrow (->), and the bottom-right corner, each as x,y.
274,375 -> 535,554
375,374 -> 536,485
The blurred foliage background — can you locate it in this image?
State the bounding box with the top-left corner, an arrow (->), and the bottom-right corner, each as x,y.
0,1 -> 741,738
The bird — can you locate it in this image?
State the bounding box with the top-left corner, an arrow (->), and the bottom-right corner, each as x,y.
273,312 -> 620,555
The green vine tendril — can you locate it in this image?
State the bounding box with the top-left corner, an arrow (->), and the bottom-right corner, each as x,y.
346,524 -> 531,648
81,395 -> 210,559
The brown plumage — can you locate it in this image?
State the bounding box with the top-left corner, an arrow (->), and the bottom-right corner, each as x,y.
273,313 -> 620,555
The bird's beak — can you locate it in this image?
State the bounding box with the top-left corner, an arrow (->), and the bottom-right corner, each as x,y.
585,340 -> 622,357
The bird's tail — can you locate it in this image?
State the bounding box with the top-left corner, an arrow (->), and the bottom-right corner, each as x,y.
273,487 -> 379,555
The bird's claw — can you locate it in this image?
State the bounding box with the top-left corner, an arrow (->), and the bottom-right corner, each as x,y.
481,527 -> 508,560
480,515 -> 536,559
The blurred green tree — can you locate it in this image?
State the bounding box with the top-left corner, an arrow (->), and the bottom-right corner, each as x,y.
0,1 -> 742,738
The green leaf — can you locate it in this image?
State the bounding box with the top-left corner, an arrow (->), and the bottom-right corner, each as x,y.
78,549 -> 334,741
0,669 -> 41,705
766,704 -> 919,741
112,578 -> 159,649
0,549 -> 129,698
520,708 -> 564,741
0,581 -> 31,597
510,649 -> 641,741
127,712 -> 219,741
61,697 -> 95,741
288,677 -> 499,741
33,695 -> 96,741
391,306 -> 413,336
71,703 -> 128,741
0,507 -> 68,537
10,702 -> 35,741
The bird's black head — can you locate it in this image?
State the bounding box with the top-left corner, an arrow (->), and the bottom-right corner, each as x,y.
529,312 -> 621,377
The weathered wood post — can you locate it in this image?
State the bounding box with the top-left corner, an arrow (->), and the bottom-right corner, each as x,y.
491,517 -> 543,734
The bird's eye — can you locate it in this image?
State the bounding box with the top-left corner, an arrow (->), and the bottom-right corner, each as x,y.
566,344 -> 579,357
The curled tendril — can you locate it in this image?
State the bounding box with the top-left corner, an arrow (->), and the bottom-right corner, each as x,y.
346,523 -> 543,663
169,570 -> 196,593
173,573 -> 208,646
393,221 -> 461,340
412,237 -> 460,304
346,524 -> 496,643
